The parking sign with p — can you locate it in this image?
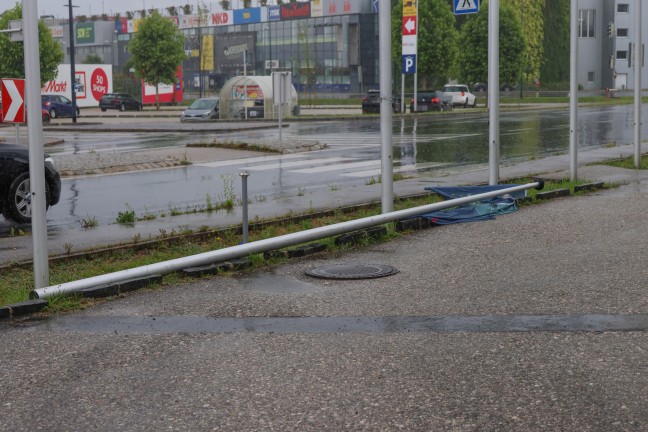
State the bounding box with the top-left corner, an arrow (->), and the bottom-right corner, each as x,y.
402,55 -> 416,75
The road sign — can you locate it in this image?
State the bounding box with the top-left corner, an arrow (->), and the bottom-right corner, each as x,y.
454,0 -> 479,15
402,16 -> 417,36
1,78 -> 26,123
402,55 -> 417,75
403,0 -> 417,17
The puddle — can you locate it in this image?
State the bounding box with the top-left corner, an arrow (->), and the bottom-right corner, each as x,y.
18,313 -> 648,335
240,273 -> 319,294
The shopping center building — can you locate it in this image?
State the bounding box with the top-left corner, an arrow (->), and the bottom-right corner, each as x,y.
41,0 -> 648,100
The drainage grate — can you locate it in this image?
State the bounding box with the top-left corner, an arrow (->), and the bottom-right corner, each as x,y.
305,263 -> 399,280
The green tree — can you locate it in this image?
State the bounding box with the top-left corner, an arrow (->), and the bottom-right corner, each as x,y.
502,0 -> 544,83
83,53 -> 103,64
540,0 -> 569,85
391,0 -> 458,89
128,10 -> 185,109
455,1 -> 525,87
0,4 -> 63,85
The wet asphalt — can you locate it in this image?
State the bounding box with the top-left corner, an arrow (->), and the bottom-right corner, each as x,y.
2,113 -> 648,430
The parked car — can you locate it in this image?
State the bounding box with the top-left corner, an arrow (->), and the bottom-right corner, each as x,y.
99,93 -> 142,112
442,84 -> 478,108
0,101 -> 52,124
41,94 -> 80,119
239,99 -> 265,119
180,97 -> 220,122
410,91 -> 453,113
0,144 -> 61,224
472,82 -> 516,92
362,89 -> 401,114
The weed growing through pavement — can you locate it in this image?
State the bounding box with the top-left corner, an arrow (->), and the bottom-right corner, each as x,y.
116,204 -> 136,224
78,215 -> 98,228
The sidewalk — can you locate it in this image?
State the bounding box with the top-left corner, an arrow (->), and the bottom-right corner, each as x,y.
2,146 -> 648,430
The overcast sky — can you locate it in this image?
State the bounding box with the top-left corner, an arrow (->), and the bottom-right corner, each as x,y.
0,1 -> 270,19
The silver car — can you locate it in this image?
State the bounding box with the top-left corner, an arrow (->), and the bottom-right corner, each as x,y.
180,97 -> 220,122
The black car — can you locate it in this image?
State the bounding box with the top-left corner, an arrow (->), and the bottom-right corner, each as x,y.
362,89 -> 401,114
410,91 -> 452,113
99,93 -> 142,112
0,144 -> 61,224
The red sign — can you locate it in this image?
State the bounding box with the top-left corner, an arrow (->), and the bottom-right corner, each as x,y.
90,68 -> 109,101
402,16 -> 417,35
1,78 -> 26,123
281,3 -> 311,20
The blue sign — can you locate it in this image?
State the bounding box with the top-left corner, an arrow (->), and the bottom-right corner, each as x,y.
402,55 -> 416,75
454,0 -> 479,15
234,7 -> 261,25
268,6 -> 281,21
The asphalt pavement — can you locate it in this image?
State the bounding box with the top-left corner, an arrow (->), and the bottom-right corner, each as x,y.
2,112 -> 648,430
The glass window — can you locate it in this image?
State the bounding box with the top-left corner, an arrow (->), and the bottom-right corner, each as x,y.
587,71 -> 595,83
617,50 -> 628,59
617,4 -> 629,13
579,10 -> 596,38
617,28 -> 628,37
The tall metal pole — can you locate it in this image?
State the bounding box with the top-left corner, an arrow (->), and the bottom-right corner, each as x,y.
244,49 -> 248,120
66,2 -> 78,123
569,0 -> 579,181
634,0 -> 642,168
379,0 -> 393,213
488,0 -> 500,185
23,0 -> 49,288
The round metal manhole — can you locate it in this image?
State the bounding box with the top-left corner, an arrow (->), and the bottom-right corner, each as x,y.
305,263 -> 399,280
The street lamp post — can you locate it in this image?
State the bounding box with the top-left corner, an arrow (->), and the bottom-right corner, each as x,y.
65,2 -> 79,123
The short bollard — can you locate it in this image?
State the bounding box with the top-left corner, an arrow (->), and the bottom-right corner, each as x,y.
240,171 -> 250,243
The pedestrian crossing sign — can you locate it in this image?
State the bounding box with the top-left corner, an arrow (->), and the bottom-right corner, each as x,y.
454,0 -> 479,15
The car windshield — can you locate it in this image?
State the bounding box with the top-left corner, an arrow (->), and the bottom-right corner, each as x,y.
190,99 -> 218,110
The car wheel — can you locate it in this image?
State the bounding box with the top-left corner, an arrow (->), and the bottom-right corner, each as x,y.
472,99 -> 477,108
5,172 -> 32,224
50,109 -> 57,119
76,107 -> 80,116
463,99 -> 468,108
43,113 -> 50,124
120,103 -> 126,112
137,104 -> 142,111
100,108 -> 107,112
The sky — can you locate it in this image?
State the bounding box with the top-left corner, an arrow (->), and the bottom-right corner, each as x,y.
0,1 -> 267,19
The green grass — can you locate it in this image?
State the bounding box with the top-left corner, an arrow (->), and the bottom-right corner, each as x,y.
0,177 -> 612,312
600,154 -> 648,170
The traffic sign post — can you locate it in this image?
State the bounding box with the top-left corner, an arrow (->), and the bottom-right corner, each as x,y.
1,78 -> 26,123
454,0 -> 480,15
402,0 -> 418,111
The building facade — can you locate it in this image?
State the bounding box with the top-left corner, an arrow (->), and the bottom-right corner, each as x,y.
44,0 -> 646,99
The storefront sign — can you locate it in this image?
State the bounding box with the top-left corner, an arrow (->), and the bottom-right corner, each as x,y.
234,7 -> 261,25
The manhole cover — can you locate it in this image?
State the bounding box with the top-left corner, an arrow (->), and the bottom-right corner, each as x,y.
305,263 -> 399,280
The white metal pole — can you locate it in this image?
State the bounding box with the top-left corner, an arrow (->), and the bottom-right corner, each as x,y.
23,0 -> 49,288
31,181 -> 543,300
379,0 -> 393,213
569,0 -> 579,181
244,49 -> 248,120
488,0 -> 500,185
634,0 -> 642,168
401,73 -> 405,113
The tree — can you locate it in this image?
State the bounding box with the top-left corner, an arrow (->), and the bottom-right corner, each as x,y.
0,5 -> 63,85
455,1 -> 525,87
128,10 -> 186,109
540,0 -> 569,85
391,0 -> 458,89
502,0 -> 544,83
83,53 -> 103,64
